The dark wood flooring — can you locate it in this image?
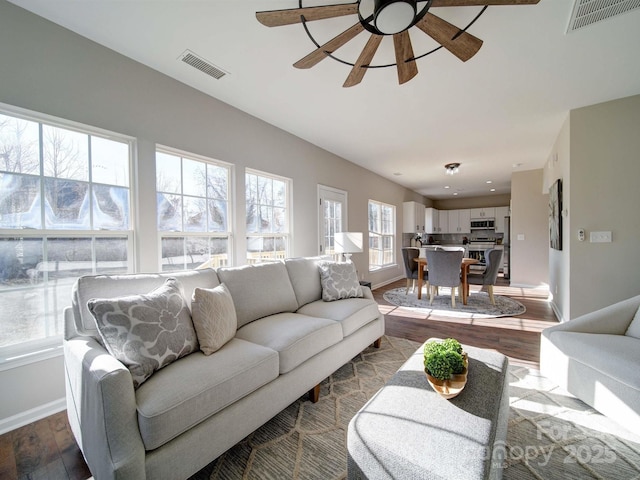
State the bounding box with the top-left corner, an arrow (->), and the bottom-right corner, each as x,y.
0,276 -> 557,479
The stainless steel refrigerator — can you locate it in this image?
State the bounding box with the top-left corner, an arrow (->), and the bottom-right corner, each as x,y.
503,216 -> 510,280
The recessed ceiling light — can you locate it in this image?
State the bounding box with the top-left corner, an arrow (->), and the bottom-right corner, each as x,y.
453,192 -> 458,196
444,185 -> 450,189
486,180 -> 492,184
490,188 -> 496,192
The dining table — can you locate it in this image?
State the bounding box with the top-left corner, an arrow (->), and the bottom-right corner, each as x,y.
413,257 -> 479,305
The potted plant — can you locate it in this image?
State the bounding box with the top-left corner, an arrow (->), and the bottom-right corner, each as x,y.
423,338 -> 468,399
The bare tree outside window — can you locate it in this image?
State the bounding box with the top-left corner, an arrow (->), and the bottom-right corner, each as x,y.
156,149 -> 231,270
0,110 -> 132,350
246,170 -> 290,263
368,200 -> 395,270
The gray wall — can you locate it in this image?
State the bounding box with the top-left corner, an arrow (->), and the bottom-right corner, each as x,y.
0,1 -> 423,429
547,94 -> 640,321
510,170 -> 549,288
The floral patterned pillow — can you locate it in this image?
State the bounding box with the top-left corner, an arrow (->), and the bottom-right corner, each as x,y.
87,278 -> 198,388
318,262 -> 363,302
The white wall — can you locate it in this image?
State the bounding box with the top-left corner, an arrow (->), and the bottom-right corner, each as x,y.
545,116 -> 571,320
0,1 -> 423,430
547,94 -> 640,321
567,94 -> 640,318
509,170 -> 549,288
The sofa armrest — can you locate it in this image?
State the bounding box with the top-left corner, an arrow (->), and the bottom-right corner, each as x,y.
64,336 -> 146,480
544,294 -> 640,337
361,286 -> 373,300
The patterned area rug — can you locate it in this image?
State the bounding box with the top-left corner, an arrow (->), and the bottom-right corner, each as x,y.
190,337 -> 640,480
383,287 -> 527,318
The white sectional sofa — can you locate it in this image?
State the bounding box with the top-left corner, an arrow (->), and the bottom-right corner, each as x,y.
540,294 -> 640,433
63,257 -> 384,480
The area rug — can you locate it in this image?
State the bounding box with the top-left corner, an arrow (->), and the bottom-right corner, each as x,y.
383,287 -> 526,318
189,336 -> 640,480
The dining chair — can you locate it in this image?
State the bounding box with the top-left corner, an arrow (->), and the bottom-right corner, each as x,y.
401,247 -> 426,294
424,249 -> 464,307
467,248 -> 504,305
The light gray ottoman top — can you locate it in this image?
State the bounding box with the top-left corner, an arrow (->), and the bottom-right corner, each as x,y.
347,340 -> 509,480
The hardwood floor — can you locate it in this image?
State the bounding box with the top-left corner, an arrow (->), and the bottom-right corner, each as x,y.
0,276 -> 557,480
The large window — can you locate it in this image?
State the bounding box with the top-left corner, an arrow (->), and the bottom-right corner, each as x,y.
245,169 -> 291,263
368,200 -> 395,270
156,148 -> 232,270
0,110 -> 132,354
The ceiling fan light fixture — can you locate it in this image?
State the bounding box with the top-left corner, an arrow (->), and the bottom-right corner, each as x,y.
374,0 -> 416,35
445,162 -> 460,175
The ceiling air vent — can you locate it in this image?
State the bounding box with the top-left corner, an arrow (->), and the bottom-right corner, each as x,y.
179,50 -> 228,80
567,0 -> 640,32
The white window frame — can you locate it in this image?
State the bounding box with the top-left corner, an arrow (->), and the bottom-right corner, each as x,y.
245,168 -> 292,263
156,146 -> 234,270
0,103 -> 135,367
368,199 -> 396,271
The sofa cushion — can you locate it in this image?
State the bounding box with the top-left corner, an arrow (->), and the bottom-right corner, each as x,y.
217,262 -> 299,328
625,306 -> 640,339
548,331 -> 640,390
135,338 -> 279,450
297,298 -> 381,337
235,312 -> 343,374
73,268 -> 219,338
284,256 -> 326,308
318,262 -> 363,302
87,278 -> 199,388
191,283 -> 237,355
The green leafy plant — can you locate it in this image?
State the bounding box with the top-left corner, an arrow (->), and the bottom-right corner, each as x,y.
424,338 -> 465,380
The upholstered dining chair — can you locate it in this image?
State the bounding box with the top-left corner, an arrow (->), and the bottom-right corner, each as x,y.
401,247 -> 425,294
424,248 -> 464,307
467,248 -> 504,305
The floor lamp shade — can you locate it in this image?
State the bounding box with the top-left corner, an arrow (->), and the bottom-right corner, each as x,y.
334,232 -> 363,262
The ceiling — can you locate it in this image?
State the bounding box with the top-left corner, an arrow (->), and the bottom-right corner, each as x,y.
9,0 -> 640,199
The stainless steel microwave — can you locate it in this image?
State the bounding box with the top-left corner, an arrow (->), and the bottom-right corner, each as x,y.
470,219 -> 495,229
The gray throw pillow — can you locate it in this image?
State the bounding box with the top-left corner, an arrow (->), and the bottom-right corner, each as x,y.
191,283 -> 237,355
87,278 -> 198,388
625,305 -> 640,339
318,262 -> 363,302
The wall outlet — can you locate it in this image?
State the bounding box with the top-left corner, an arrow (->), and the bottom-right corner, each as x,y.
590,231 -> 612,243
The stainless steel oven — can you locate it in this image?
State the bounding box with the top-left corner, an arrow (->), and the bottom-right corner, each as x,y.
467,240 -> 496,272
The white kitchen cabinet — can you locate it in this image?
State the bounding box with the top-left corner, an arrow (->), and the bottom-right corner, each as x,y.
470,207 -> 496,219
403,201 -> 425,233
438,210 -> 449,233
425,208 -> 439,233
494,206 -> 510,233
448,209 -> 471,233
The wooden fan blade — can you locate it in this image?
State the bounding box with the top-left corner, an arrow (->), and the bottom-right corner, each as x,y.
343,34 -> 383,87
294,23 -> 365,69
393,31 -> 418,85
430,0 -> 539,6
256,3 -> 359,27
415,13 -> 483,62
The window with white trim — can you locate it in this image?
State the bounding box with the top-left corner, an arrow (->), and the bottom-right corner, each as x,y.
245,169 -> 291,263
156,148 -> 232,270
368,199 -> 395,270
0,109 -> 133,354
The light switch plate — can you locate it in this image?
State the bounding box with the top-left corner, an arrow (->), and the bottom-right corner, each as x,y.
517,234 -> 525,241
590,231 -> 612,243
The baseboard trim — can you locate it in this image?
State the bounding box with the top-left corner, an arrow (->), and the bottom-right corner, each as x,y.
550,301 -> 565,323
0,398 -> 66,435
372,275 -> 404,291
